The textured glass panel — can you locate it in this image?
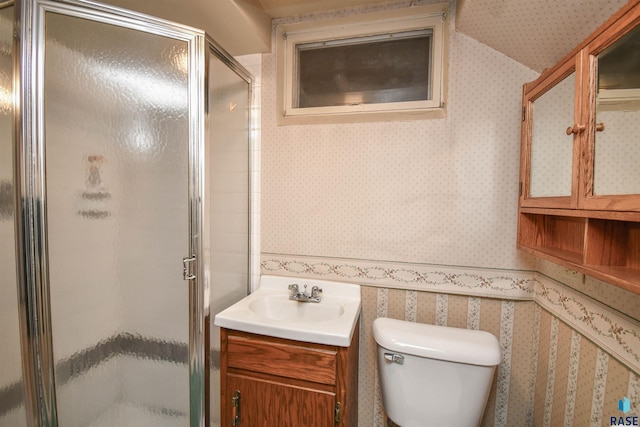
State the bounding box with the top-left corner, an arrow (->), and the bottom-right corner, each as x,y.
296,31 -> 431,108
594,24 -> 640,195
44,12 -> 190,426
0,5 -> 28,427
530,72 -> 575,198
207,53 -> 250,427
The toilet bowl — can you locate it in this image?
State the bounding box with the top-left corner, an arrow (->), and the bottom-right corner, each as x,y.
373,317 -> 501,427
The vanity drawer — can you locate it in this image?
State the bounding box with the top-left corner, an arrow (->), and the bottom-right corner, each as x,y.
226,333 -> 337,385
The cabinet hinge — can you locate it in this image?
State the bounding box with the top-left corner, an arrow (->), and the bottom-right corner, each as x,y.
519,181 -> 523,196
522,106 -> 526,121
335,402 -> 342,424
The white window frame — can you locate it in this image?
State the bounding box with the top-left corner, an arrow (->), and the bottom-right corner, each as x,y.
276,3 -> 449,125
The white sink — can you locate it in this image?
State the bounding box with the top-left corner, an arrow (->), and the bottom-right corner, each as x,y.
214,275 -> 361,347
248,295 -> 345,322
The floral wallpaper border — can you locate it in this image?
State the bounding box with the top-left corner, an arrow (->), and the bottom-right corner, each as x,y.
261,254 -> 535,299
534,274 -> 640,375
261,254 -> 640,374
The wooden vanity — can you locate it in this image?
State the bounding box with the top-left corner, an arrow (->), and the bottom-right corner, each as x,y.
518,0 -> 640,293
220,322 -> 359,427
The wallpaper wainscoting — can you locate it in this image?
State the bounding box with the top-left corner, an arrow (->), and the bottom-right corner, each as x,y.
262,255 -> 640,426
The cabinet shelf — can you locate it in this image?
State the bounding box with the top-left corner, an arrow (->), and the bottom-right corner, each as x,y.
518,212 -> 640,293
520,207 -> 640,222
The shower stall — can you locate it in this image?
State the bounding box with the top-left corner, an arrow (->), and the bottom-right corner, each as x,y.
0,0 -> 252,425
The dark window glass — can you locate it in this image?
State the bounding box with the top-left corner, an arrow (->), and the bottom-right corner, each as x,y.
295,31 -> 431,108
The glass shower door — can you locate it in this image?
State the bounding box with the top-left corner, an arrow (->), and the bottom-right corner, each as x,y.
39,5 -> 201,426
206,47 -> 252,427
0,3 -> 28,427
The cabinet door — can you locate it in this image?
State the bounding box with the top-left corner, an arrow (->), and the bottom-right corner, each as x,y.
224,373 -> 336,427
582,10 -> 640,211
521,56 -> 583,209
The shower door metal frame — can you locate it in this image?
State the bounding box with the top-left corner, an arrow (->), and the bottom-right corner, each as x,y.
204,36 -> 254,427
14,0 -> 207,425
205,34 -> 254,292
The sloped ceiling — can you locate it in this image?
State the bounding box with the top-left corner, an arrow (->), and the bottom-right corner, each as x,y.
456,0 -> 629,72
100,0 -> 630,72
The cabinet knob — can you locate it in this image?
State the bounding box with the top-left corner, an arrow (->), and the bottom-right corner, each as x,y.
566,124 -> 586,135
596,122 -> 605,132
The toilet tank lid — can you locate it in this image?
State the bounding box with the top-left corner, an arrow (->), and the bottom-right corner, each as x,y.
372,317 -> 501,366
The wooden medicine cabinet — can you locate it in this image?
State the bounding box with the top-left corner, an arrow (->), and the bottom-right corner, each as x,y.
518,0 -> 640,293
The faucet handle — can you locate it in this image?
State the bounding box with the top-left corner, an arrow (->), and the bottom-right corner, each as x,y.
311,286 -> 322,298
288,284 -> 299,293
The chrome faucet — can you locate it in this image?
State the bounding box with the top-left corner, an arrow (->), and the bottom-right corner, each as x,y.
288,283 -> 323,303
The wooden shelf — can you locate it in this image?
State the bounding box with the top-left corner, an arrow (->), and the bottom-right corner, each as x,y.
518,212 -> 640,293
520,207 -> 640,222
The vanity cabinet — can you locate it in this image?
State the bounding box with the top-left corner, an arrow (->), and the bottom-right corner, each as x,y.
518,0 -> 640,293
219,323 -> 359,427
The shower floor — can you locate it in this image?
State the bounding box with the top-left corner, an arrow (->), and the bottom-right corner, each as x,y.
88,403 -> 187,427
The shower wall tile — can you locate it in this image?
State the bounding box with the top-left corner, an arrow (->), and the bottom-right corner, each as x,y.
0,407 -> 28,427
0,219 -> 23,386
55,356 -> 119,427
235,53 -> 262,292
45,130 -> 120,357
119,356 -> 189,415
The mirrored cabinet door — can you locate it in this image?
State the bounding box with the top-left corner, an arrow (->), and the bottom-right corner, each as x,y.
521,58 -> 582,209
583,19 -> 640,211
529,72 -> 576,198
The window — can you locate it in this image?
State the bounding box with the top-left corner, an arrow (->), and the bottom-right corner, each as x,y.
276,3 -> 449,124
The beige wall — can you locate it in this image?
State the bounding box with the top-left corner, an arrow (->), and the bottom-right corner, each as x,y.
259,1 -> 640,426
261,0 -> 538,272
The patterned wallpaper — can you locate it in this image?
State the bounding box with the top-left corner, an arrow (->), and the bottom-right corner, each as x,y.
259,1 -> 640,426
262,1 -> 539,271
263,257 -> 640,426
456,0 -> 628,72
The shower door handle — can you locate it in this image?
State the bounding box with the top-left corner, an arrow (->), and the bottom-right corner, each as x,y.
182,255 -> 196,280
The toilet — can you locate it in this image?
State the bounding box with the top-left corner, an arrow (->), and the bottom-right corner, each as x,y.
372,317 -> 501,427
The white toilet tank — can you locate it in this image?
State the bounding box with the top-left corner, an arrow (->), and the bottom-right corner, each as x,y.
373,317 -> 501,427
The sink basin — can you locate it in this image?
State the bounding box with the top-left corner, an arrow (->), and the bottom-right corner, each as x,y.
248,296 -> 345,322
214,275 -> 361,347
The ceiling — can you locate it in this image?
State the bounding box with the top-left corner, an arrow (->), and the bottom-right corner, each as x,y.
100,0 -> 630,73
